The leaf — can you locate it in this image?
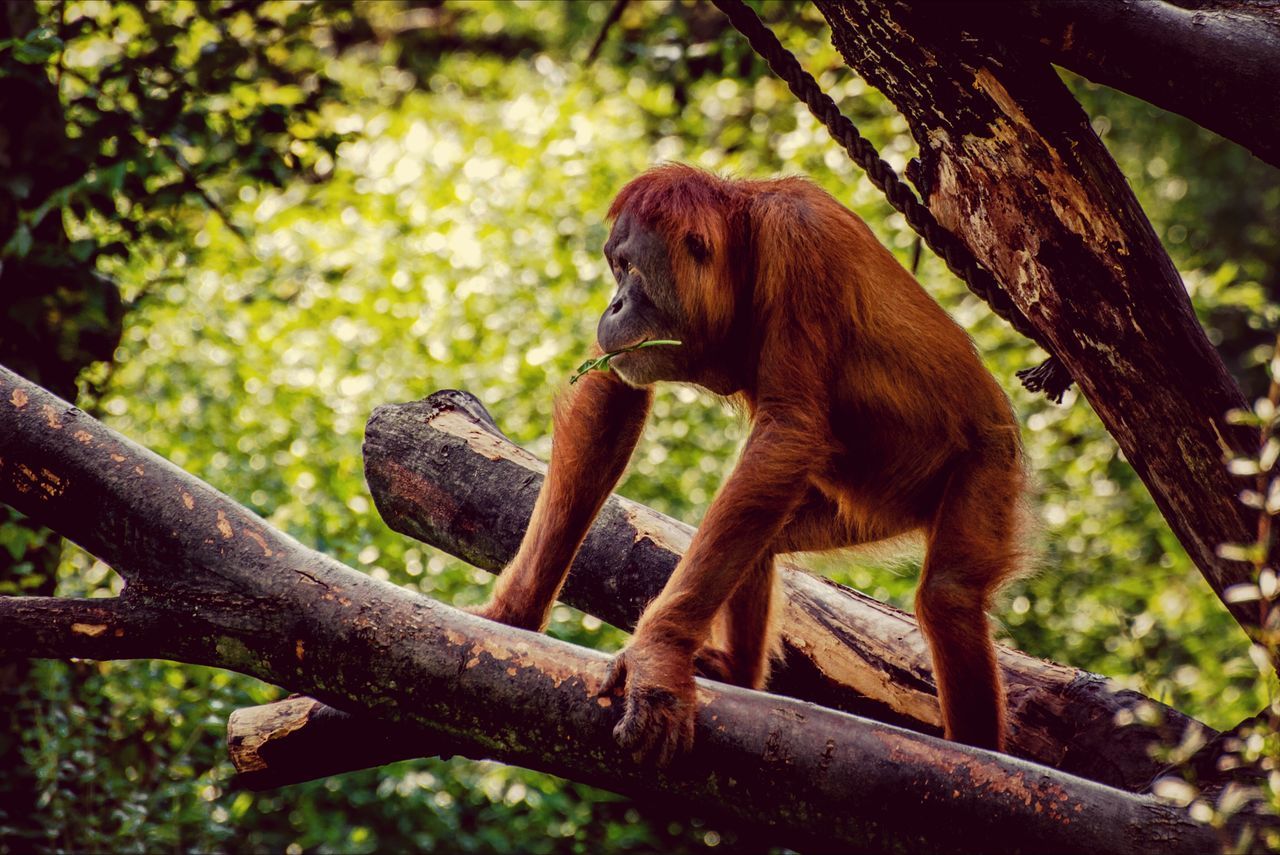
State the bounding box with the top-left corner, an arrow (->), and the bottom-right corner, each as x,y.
1228,458 -> 1261,476
69,239 -> 97,262
568,340 -> 681,384
99,162 -> 128,193
4,224 -> 32,259
1261,568 -> 1278,600
7,175 -> 33,200
1261,438 -> 1280,472
1224,582 -> 1261,603
10,28 -> 63,65
1217,543 -> 1257,563
1267,479 -> 1280,515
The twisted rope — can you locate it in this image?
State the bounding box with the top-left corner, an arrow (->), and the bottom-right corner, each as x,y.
711,0 -> 1072,402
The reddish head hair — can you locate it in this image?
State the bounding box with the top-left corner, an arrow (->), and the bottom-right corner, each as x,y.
608,165 -> 747,344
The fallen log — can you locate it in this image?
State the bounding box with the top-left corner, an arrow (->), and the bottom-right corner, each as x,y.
239,390 -> 1210,791
0,366 -> 1217,854
371,392 -> 1216,788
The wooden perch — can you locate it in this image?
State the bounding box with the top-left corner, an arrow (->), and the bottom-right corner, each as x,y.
0,367 -> 1228,853
816,0 -> 1259,641
231,390 -> 1210,794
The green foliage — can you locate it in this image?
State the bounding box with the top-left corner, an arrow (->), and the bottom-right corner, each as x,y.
0,0 -> 352,400
570,340 -> 682,384
28,0 -> 348,251
3,0 -> 1280,852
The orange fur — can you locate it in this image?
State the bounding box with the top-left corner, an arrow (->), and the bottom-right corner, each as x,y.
480,165 -> 1027,756
477,356 -> 650,631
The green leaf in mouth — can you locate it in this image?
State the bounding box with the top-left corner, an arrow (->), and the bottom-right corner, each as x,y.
569,339 -> 682,384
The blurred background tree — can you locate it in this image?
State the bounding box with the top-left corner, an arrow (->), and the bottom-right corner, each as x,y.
0,1 -> 1276,851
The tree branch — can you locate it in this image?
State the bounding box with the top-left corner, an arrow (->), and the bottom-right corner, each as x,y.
816,0 -> 1260,641
244,390 -> 1211,792
227,697 -> 459,789
0,596 -> 157,658
0,366 -> 1219,853
938,0 -> 1280,169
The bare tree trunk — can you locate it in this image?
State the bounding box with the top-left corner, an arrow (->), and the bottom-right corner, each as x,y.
0,366 -> 1219,854
815,0 -> 1260,640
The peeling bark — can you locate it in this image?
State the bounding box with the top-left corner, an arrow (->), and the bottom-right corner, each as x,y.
0,366 -> 1219,854
816,0 -> 1259,640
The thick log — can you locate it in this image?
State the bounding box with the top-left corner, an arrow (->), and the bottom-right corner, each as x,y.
816,0 -> 1259,639
938,0 -> 1280,169
0,367 -> 1218,854
358,391 -> 1204,790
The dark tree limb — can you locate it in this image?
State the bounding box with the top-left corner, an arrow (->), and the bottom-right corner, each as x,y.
936,0 -> 1280,169
816,0 -> 1260,640
242,390 -> 1210,792
0,596 -> 159,658
0,367 -> 1219,854
228,697 -> 455,790
367,393 -> 1217,788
